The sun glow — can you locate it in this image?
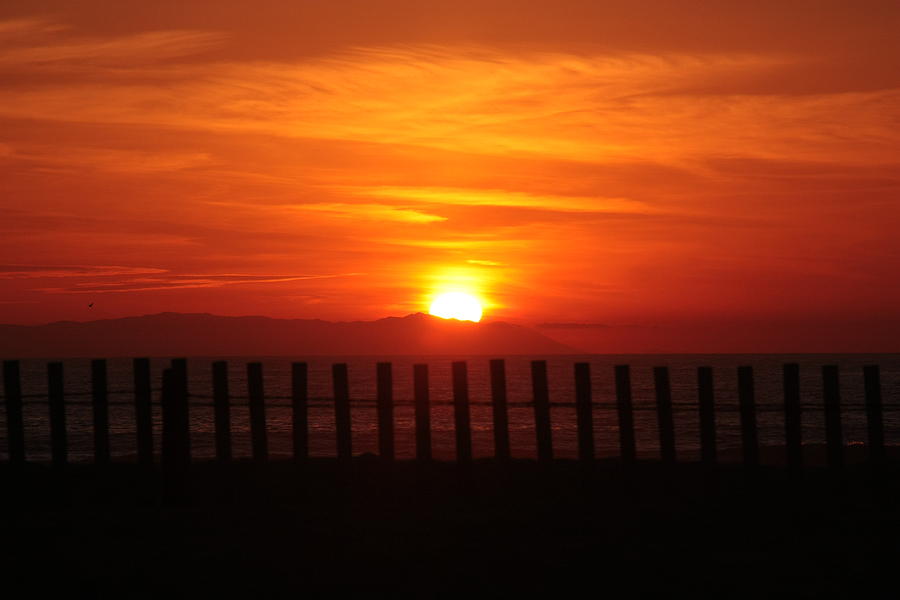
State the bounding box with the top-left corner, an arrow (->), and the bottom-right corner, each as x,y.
429,292 -> 483,322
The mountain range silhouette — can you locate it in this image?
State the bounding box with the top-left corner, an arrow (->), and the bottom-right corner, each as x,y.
0,312 -> 578,357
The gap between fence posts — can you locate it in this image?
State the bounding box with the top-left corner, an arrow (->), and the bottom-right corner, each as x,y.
737,366 -> 759,470
48,361 -> 66,468
376,362 -> 395,462
212,361 -> 232,463
490,359 -> 510,462
452,361 -> 473,465
292,362 -> 309,464
3,360 -> 24,465
91,359 -> 110,465
654,366 -> 676,465
133,358 -> 153,467
574,363 -> 595,464
531,360 -> 553,463
783,363 -> 802,475
247,362 -> 268,463
333,363 -> 352,461
414,364 -> 431,462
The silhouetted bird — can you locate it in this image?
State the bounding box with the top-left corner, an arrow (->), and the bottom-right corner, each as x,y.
88,302 -> 94,308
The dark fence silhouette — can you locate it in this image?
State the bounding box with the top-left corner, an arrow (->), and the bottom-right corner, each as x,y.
1,359 -> 896,475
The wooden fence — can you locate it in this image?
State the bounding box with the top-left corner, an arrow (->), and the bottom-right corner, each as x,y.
0,359 -> 893,472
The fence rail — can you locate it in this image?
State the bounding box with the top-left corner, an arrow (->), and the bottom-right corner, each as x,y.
1,358 -> 896,472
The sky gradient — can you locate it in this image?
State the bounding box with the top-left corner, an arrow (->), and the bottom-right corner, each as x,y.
1,1 -> 899,351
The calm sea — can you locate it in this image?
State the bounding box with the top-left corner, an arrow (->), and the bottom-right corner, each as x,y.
3,354 -> 899,463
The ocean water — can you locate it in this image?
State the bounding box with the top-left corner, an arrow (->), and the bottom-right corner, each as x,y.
3,354 -> 900,463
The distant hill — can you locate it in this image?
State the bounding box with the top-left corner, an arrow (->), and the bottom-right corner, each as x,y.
0,312 -> 579,358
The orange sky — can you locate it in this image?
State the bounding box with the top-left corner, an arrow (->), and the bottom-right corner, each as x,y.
1,1 -> 899,351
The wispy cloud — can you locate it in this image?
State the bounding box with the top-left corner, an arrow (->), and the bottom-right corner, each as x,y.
349,186 -> 653,213
37,272 -> 361,294
0,23 -> 223,66
0,264 -> 167,279
206,200 -> 445,224
0,18 -> 67,39
2,145 -> 213,173
0,264 -> 360,294
467,259 -> 504,267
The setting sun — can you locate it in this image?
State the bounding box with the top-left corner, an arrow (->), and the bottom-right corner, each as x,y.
429,292 -> 483,322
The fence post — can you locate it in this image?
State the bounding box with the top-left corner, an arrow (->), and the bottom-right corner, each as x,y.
614,365 -> 636,465
247,362 -> 268,463
171,358 -> 190,460
783,363 -> 802,475
737,366 -> 759,469
376,362 -> 395,461
48,362 -> 67,468
822,365 -> 843,469
452,361 -> 473,465
863,365 -> 885,466
654,367 -> 676,464
3,360 -> 25,465
414,364 -> 432,461
490,359 -> 511,462
531,360 -> 553,463
697,367 -> 716,467
212,361 -> 232,463
574,363 -> 595,464
91,359 -> 110,464
292,362 -> 309,464
133,358 -> 153,466
333,363 -> 352,461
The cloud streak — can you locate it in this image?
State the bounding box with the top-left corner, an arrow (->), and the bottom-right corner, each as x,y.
205,200 -> 446,224
36,272 -> 361,294
0,265 -> 167,279
0,24 -> 223,66
347,186 -> 653,214
2,145 -> 213,173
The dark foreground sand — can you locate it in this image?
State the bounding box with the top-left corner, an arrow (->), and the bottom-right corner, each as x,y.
3,452 -> 900,598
